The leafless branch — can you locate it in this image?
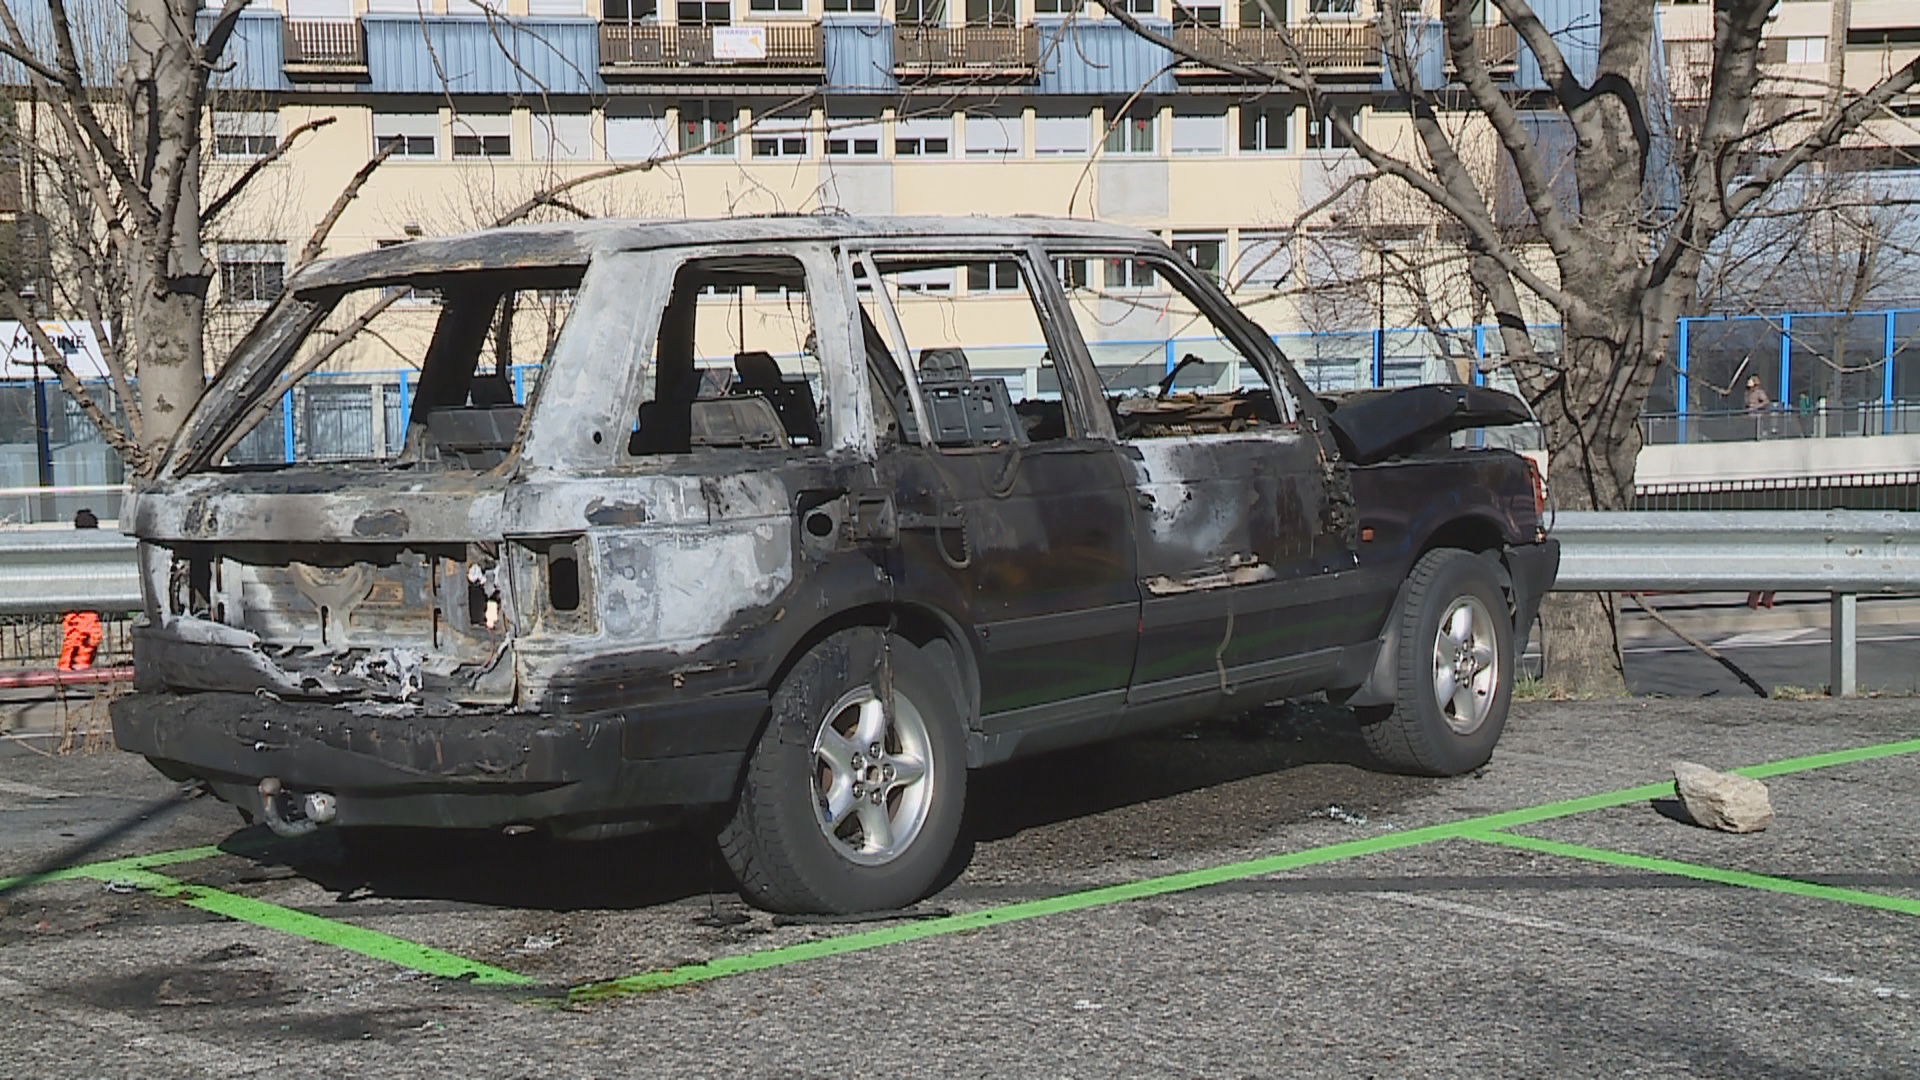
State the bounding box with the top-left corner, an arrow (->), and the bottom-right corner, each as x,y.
296,142 -> 398,270
204,116 -> 338,225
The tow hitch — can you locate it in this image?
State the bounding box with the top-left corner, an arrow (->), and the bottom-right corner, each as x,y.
257,777 -> 337,838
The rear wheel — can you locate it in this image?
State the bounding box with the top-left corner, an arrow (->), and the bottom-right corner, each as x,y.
1359,548 -> 1514,777
720,628 -> 965,914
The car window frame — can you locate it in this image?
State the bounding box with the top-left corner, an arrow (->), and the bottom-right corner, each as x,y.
843,241 -> 1113,450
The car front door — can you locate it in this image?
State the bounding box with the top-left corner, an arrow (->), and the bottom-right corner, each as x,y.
1043,244 -> 1364,710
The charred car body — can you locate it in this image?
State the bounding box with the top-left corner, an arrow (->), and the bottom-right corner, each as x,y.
113,216 -> 1558,914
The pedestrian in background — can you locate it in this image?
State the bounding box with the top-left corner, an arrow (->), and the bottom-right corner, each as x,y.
1744,374 -> 1773,439
59,509 -> 103,671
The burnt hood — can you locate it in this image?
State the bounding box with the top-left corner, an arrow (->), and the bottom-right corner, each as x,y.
1320,383 -> 1534,465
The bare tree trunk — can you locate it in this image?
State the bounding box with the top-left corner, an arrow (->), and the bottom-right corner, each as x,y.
125,0 -> 211,459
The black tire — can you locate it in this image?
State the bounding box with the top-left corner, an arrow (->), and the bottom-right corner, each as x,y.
1359,548 -> 1514,777
720,628 -> 967,914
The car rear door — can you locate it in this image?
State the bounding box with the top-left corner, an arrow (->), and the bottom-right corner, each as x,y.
843,245 -> 1139,753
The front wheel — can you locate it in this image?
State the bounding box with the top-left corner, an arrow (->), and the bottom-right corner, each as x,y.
1358,548 -> 1514,777
720,628 -> 966,914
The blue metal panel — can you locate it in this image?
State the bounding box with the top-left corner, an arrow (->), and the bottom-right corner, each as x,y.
823,18 -> 896,94
199,10 -> 291,93
1383,17 -> 1445,92
1035,20 -> 1175,97
364,15 -> 603,95
1,0 -> 125,88
1513,0 -> 1597,91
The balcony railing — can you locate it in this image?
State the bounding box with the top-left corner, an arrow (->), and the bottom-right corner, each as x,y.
1171,24 -> 1382,71
893,25 -> 1039,75
283,19 -> 367,69
600,23 -> 824,70
1475,24 -> 1520,68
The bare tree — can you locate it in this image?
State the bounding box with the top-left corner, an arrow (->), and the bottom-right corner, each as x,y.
1108,0 -> 1920,690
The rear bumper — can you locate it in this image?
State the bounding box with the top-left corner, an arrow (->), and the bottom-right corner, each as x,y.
1505,538 -> 1561,654
110,690 -> 766,835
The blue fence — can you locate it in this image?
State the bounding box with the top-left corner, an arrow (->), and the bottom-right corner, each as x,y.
6,303 -> 1911,503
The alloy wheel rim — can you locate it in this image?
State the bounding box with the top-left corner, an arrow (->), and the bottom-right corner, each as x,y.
811,684 -> 934,866
1431,594 -> 1499,735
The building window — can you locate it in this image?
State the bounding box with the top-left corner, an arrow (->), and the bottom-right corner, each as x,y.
678,0 -> 729,25
1171,0 -> 1219,27
452,113 -> 512,159
533,111 -> 595,161
749,0 -> 802,11
1306,102 -> 1355,150
218,243 -> 286,306
824,0 -> 879,11
753,115 -> 811,158
1240,104 -> 1290,151
1171,108 -> 1226,155
213,111 -> 278,159
895,116 -> 952,156
1784,36 -> 1826,65
1172,234 -> 1223,284
1239,0 -> 1283,28
607,102 -> 673,160
896,0 -> 945,24
1308,0 -> 1354,14
965,110 -> 1022,156
374,114 -> 439,159
527,0 -> 587,13
965,260 -> 1022,292
1103,103 -> 1155,155
965,0 -> 1016,25
681,100 -> 736,155
894,267 -> 955,294
1032,0 -> 1080,13
825,114 -> 882,156
1101,0 -> 1152,13
1034,111 -> 1089,155
1104,257 -> 1157,290
604,0 -> 658,18
1232,232 -> 1293,292
1055,257 -> 1090,290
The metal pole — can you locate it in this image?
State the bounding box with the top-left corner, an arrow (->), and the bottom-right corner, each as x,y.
1676,317 -> 1690,444
1830,591 -> 1857,697
1884,309 -> 1897,434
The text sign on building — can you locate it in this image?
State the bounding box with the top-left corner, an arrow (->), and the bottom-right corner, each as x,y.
1,321 -> 109,380
712,26 -> 768,61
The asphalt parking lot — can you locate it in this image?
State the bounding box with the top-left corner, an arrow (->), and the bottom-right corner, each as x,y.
2,697 -> 1917,1078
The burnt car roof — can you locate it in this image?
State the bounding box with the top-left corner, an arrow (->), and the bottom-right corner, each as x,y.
290,215 -> 1162,293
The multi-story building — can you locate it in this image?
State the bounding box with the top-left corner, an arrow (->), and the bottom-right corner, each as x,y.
8,2 -> 1583,360
0,1 -> 1603,479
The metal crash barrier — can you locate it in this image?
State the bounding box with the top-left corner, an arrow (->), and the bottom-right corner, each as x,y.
1552,510 -> 1920,695
2,510 -> 1919,695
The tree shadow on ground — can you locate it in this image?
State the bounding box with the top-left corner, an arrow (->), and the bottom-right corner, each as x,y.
219,697 -> 1393,913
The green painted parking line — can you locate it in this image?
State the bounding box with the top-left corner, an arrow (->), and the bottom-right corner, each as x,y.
0,845 -> 226,894
1731,737 -> 1920,780
1473,831 -> 1920,919
567,733 -> 1920,1005
79,865 -> 535,987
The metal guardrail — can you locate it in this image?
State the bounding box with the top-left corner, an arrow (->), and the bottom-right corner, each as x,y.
0,529 -> 140,616
3,510 -> 1916,694
1551,509 -> 1920,694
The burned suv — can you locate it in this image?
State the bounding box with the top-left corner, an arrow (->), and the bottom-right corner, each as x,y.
114,216 -> 1557,914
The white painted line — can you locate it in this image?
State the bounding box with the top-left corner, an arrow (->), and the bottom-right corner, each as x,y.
1626,630 -> 1920,657
1365,891 -> 1913,1002
0,971 -> 284,1075
1713,628 -> 1821,649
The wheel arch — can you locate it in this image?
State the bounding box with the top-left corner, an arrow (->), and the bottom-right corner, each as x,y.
766,601 -> 982,733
